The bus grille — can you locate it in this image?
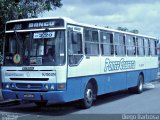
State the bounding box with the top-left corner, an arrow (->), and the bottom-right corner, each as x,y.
16,83 -> 43,89
10,78 -> 49,81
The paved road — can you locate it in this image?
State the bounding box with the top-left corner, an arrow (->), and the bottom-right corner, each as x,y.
0,81 -> 160,120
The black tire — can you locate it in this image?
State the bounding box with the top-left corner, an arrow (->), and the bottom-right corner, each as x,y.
79,82 -> 95,109
129,74 -> 144,94
34,101 -> 47,107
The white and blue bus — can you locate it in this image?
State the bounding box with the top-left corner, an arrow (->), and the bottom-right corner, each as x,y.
1,17 -> 158,108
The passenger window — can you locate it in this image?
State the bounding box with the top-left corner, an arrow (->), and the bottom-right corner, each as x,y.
150,39 -> 157,56
114,33 -> 126,56
84,28 -> 99,56
100,31 -> 113,56
137,37 -> 144,56
68,27 -> 83,66
144,38 -> 150,56
126,35 -> 136,56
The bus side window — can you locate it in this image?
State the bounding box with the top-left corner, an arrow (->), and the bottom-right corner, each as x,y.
155,40 -> 158,55
114,33 -> 125,56
137,37 -> 144,56
68,27 -> 83,66
150,39 -> 156,56
100,31 -> 113,56
71,32 -> 82,54
126,35 -> 136,56
144,38 -> 149,56
84,28 -> 99,56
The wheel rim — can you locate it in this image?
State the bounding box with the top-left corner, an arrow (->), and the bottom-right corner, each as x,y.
85,88 -> 93,104
139,80 -> 143,91
139,76 -> 143,91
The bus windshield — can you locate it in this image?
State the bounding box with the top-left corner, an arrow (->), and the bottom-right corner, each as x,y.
4,30 -> 65,66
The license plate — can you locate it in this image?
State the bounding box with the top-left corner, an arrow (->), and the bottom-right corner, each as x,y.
24,94 -> 34,98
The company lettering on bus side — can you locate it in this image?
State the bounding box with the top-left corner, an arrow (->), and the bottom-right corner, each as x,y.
104,58 -> 136,72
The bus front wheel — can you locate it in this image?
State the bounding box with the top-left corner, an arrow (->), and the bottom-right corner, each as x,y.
79,82 -> 95,109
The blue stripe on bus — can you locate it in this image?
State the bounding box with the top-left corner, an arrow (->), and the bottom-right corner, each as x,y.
2,68 -> 158,103
66,68 -> 158,101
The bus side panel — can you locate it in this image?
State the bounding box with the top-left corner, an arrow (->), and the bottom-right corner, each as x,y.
126,71 -> 139,88
94,73 -> 127,95
65,69 -> 158,103
66,75 -> 110,101
144,57 -> 158,83
66,77 -> 85,101
96,74 -> 110,95
144,69 -> 151,83
150,68 -> 158,81
144,68 -> 157,83
67,73 -> 127,101
109,72 -> 127,92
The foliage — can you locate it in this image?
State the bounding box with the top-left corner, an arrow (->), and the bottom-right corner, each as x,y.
117,27 -> 139,34
117,27 -> 128,32
129,29 -> 139,34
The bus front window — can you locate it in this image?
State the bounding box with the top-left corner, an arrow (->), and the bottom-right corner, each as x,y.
4,30 -> 65,66
5,33 -> 29,65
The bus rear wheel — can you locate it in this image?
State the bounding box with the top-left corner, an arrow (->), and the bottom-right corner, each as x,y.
135,74 -> 144,94
129,74 -> 144,94
79,82 -> 95,109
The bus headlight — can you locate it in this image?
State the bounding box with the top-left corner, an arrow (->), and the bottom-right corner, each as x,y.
50,84 -> 54,90
44,84 -> 49,89
43,84 -> 55,90
10,83 -> 15,88
5,84 -> 10,89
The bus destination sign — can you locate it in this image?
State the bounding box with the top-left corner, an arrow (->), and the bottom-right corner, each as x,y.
6,19 -> 64,31
28,21 -> 55,28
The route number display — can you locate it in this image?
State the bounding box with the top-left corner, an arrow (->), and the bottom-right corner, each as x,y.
33,32 -> 55,39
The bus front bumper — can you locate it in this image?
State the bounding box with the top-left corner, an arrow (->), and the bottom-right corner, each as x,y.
2,90 -> 66,103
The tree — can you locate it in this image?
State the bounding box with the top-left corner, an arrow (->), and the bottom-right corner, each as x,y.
117,27 -> 128,32
117,27 -> 139,34
16,0 -> 63,18
129,29 -> 139,34
0,0 -> 62,38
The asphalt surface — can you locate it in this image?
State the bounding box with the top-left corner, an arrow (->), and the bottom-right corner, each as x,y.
0,81 -> 160,120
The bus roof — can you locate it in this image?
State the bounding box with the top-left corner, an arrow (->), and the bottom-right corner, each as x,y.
6,17 -> 158,40
6,17 -> 76,24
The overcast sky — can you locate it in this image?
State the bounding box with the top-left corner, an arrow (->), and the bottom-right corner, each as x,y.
42,0 -> 160,38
